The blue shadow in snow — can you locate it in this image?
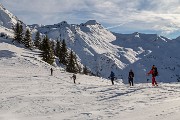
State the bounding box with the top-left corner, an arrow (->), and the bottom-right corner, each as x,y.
0,50 -> 16,58
98,87 -> 147,101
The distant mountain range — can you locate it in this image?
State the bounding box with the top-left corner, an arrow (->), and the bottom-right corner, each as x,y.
0,3 -> 180,83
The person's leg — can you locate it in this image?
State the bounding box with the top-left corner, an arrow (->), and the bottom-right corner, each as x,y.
154,77 -> 158,86
152,77 -> 155,86
129,79 -> 131,86
132,79 -> 134,86
130,80 -> 132,86
111,78 -> 114,85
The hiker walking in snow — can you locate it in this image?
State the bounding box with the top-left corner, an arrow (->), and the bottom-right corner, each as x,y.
147,65 -> 158,86
72,74 -> 76,84
128,69 -> 134,86
50,68 -> 53,76
109,71 -> 116,85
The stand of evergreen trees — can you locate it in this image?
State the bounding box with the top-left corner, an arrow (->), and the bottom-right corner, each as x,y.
40,35 -> 54,65
13,22 -> 23,43
55,39 -> 80,73
13,22 -> 32,49
34,31 -> 41,49
13,22 -> 90,74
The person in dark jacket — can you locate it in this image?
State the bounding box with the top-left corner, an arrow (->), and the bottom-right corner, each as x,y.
50,68 -> 53,76
109,71 -> 115,85
128,69 -> 134,86
72,74 -> 76,84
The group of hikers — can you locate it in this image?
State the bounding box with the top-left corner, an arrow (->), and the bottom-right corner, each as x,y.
50,65 -> 158,86
109,65 -> 158,86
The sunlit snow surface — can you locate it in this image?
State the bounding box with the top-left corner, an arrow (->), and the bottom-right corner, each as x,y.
0,38 -> 180,120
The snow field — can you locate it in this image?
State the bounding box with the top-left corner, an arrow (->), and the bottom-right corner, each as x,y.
0,38 -> 180,120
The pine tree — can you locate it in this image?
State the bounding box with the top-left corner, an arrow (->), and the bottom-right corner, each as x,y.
34,31 -> 41,48
41,35 -> 54,65
66,50 -> 78,73
50,40 -> 55,55
55,40 -> 61,58
83,65 -> 88,75
60,39 -> 68,65
24,29 -> 32,48
19,24 -> 24,44
13,22 -> 19,42
58,40 -> 63,63
13,22 -> 23,43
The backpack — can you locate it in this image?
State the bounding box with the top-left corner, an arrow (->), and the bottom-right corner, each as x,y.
154,67 -> 158,76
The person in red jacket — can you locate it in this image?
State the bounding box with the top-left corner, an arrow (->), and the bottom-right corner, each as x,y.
147,65 -> 158,86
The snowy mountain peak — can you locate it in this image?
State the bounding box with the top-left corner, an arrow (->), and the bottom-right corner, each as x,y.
0,3 -> 19,29
0,3 -> 7,11
59,21 -> 68,25
0,3 -> 29,38
55,21 -> 70,27
133,32 -> 140,38
85,20 -> 99,25
28,24 -> 43,29
0,3 -> 4,9
132,32 -> 139,35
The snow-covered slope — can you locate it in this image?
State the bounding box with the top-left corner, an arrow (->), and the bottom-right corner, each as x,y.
0,37 -> 180,120
34,21 -> 180,83
0,4 -> 28,38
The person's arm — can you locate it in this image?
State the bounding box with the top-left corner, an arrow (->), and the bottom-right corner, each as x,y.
128,72 -> 130,77
147,70 -> 152,75
132,72 -> 134,77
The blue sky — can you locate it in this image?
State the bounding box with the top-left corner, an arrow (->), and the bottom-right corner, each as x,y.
1,0 -> 180,38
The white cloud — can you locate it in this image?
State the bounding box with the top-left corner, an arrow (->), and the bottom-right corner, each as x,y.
1,0 -> 180,38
